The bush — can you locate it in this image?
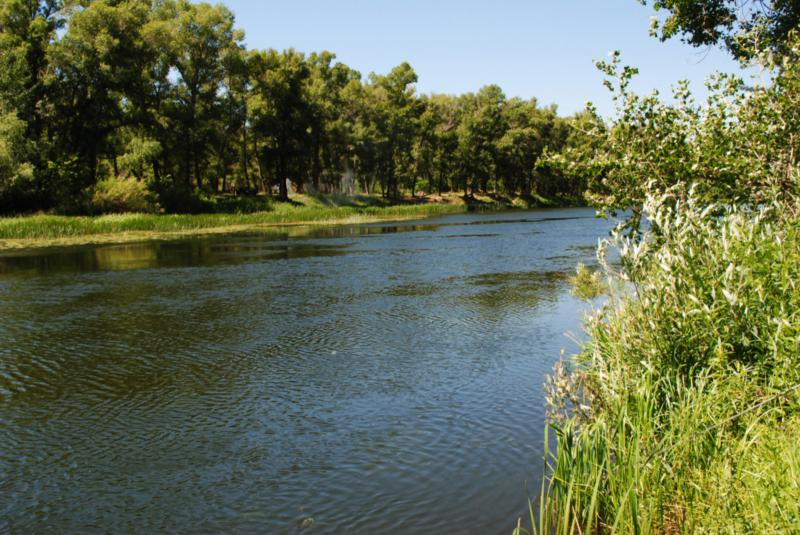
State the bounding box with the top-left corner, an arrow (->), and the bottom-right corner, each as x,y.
542,37 -> 800,233
201,193 -> 272,214
569,263 -> 607,300
89,176 -> 158,214
152,182 -> 213,214
530,193 -> 800,534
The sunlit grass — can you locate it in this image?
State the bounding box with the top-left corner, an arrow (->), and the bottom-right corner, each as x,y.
519,194 -> 800,534
0,194 -> 479,246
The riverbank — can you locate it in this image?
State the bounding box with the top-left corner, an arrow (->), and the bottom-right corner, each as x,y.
0,192 -> 572,250
527,196 -> 800,534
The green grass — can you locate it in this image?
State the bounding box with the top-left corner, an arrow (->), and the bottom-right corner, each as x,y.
519,194 -> 800,534
0,193 -> 480,247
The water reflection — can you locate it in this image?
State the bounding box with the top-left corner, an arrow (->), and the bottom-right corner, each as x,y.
0,207 -> 615,534
0,240 -> 359,275
0,209 -> 600,277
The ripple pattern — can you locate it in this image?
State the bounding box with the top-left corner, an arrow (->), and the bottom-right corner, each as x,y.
0,208 -> 616,534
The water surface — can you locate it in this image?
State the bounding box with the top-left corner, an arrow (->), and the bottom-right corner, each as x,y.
0,208 -> 614,534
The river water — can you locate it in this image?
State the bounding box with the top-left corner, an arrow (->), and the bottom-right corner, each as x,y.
0,208 -> 615,534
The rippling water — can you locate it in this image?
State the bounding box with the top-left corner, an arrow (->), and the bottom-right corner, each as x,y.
0,208 -> 615,534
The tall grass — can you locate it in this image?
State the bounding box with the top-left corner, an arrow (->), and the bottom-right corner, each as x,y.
520,193 -> 800,534
0,195 -> 470,242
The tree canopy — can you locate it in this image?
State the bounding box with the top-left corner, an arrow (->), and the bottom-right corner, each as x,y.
641,0 -> 800,60
0,0 -> 583,214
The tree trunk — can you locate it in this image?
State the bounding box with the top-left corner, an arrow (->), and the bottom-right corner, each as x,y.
194,154 -> 202,191
253,135 -> 267,194
189,90 -> 198,190
184,144 -> 192,189
312,131 -> 321,192
522,174 -> 532,197
278,150 -> 288,201
241,119 -> 250,190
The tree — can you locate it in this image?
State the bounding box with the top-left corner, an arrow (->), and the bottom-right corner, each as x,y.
0,0 -> 580,213
496,98 -> 559,196
366,63 -> 421,198
0,0 -> 62,133
457,85 -> 506,196
249,48 -> 311,200
47,0 -> 153,198
418,94 -> 460,195
339,77 -> 381,194
305,51 -> 361,193
160,0 -> 243,191
0,0 -> 62,209
0,110 -> 34,206
641,0 -> 800,60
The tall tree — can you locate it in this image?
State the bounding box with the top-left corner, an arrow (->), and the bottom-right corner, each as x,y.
0,0 -> 62,209
47,0 -> 152,197
0,0 -> 581,213
415,94 -> 460,195
368,62 -> 421,198
160,0 -> 243,190
641,0 -> 800,60
457,85 -> 506,195
249,48 -> 311,200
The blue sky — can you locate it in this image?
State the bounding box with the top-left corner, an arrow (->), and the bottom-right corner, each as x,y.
219,0 -> 746,116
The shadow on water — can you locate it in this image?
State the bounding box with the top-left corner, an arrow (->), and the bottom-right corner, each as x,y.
0,209 -> 599,277
0,224 -> 442,276
0,239 -> 361,275
0,207 -> 617,534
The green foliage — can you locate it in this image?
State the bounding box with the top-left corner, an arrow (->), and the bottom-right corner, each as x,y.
0,110 -> 33,192
0,0 -> 579,215
89,176 -> 157,214
457,85 -> 506,195
544,37 -> 800,231
533,193 -> 800,534
118,137 -> 162,180
640,0 -> 800,60
569,263 -> 606,300
248,47 -> 314,201
154,183 -> 212,215
529,21 -> 800,533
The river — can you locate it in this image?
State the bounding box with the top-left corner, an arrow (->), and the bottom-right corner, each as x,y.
0,208 -> 616,534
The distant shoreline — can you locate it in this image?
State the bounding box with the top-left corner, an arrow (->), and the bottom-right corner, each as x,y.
0,193 -> 580,251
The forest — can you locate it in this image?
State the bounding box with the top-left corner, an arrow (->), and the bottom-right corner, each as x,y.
0,0 -> 588,216
3,0 -> 800,533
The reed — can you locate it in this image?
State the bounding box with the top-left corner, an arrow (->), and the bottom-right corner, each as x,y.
521,193 -> 800,534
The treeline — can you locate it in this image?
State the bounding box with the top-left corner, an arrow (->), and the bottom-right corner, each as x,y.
0,0 -> 586,215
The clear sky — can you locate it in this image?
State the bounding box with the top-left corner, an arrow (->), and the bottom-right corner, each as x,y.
218,0 -> 745,116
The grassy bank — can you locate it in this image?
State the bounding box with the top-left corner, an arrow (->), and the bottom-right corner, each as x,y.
0,192 -> 537,250
521,195 -> 800,534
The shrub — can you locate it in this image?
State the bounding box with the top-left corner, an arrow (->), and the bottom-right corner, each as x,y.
89,175 -> 158,214
151,182 -> 210,214
530,193 -> 800,534
542,37 -> 800,233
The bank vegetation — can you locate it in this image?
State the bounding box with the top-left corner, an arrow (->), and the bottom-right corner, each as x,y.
518,2 -> 800,533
